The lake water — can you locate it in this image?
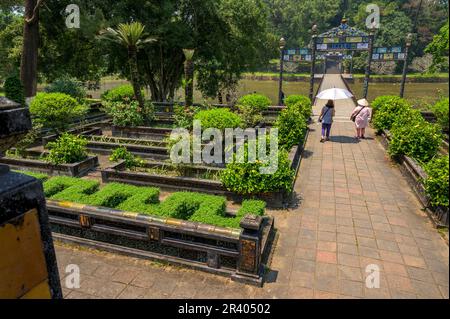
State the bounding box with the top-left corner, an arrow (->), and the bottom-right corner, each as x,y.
90,78 -> 449,107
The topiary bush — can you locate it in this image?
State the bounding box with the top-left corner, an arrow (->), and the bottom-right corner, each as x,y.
236,93 -> 271,127
432,98 -> 449,132
103,100 -> 155,127
388,121 -> 442,163
221,143 -> 294,195
284,95 -> 312,119
275,107 -> 308,150
371,95 -> 400,113
101,84 -> 143,102
45,76 -> 87,101
4,74 -> 25,105
237,94 -> 271,111
194,108 -> 242,130
46,133 -> 88,165
372,96 -> 412,132
424,156 -> 449,208
30,92 -> 88,132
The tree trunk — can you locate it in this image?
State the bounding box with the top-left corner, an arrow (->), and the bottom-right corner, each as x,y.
184,59 -> 194,107
128,47 -> 145,108
20,0 -> 39,98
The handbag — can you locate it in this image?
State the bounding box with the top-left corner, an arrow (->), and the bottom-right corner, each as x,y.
319,107 -> 331,123
350,106 -> 366,122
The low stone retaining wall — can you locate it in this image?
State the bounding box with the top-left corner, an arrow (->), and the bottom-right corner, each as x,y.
378,130 -> 448,227
47,200 -> 274,286
0,154 -> 99,177
111,125 -> 172,140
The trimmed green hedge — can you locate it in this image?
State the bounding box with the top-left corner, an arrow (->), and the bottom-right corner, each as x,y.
194,108 -> 242,130
43,176 -> 264,229
275,106 -> 308,150
424,156 -> 449,208
372,96 -> 411,132
101,84 -> 144,102
432,98 -> 449,132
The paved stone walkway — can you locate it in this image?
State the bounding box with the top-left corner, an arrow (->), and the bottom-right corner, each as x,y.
55,75 -> 449,299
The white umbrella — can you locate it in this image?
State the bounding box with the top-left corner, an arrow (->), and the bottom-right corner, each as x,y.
316,88 -> 353,100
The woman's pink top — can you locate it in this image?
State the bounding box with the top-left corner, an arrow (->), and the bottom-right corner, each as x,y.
352,106 -> 372,128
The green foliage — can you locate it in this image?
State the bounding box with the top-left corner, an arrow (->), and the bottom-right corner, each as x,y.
14,122 -> 43,157
46,133 -> 88,165
4,74 -> 24,105
42,176 -> 265,229
285,95 -> 312,119
109,146 -> 144,169
29,92 -> 88,132
237,200 -> 266,217
45,76 -> 87,101
372,96 -> 412,132
221,144 -> 294,195
103,100 -> 155,127
235,93 -> 271,127
194,108 -> 242,130
275,107 -> 307,150
424,156 -> 449,208
101,85 -> 143,102
425,21 -> 449,72
173,104 -> 199,129
237,94 -> 271,111
43,176 -> 96,198
432,98 -> 449,132
388,121 -> 442,163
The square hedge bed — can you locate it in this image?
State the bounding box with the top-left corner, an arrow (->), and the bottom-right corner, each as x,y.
18,172 -> 274,286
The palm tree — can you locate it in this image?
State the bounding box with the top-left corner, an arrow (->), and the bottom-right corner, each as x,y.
183,49 -> 195,107
99,22 -> 155,108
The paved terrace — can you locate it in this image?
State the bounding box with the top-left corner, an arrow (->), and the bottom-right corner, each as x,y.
55,74 -> 449,299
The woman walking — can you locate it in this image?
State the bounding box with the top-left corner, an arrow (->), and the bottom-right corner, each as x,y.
351,98 -> 372,139
319,99 -> 336,142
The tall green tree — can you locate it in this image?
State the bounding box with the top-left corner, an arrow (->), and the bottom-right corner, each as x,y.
182,48 -> 195,107
99,22 -> 155,108
425,20 -> 449,71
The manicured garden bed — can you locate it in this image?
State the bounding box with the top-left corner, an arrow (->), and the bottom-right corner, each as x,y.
21,173 -> 273,286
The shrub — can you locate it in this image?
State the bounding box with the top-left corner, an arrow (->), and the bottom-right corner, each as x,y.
194,108 -> 242,130
101,84 -> 143,102
221,144 -> 294,195
173,104 -> 199,129
103,100 -> 155,127
46,133 -> 88,165
371,95 -> 400,113
235,94 -> 271,127
237,94 -> 271,111
424,156 -> 449,208
109,146 -> 144,169
432,98 -> 449,132
388,121 -> 442,162
275,107 -> 308,150
116,187 -> 160,213
45,76 -> 87,101
285,95 -> 312,119
372,96 -> 412,132
4,74 -> 25,105
30,92 -> 88,132
285,95 -> 310,109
